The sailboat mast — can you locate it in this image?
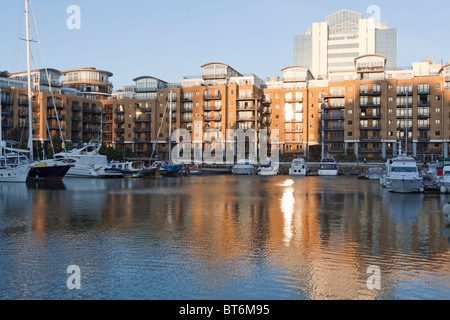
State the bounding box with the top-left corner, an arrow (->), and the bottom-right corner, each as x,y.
405,90 -> 408,156
168,91 -> 172,162
25,0 -> 33,161
0,89 -> 3,158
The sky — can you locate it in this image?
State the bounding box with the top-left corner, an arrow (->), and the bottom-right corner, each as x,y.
1,0 -> 449,89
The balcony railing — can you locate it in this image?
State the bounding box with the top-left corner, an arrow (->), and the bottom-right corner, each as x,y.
360,125 -> 381,130
203,105 -> 222,111
134,117 -> 151,123
203,115 -> 222,121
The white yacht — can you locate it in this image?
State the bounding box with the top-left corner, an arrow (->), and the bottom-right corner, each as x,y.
318,158 -> 339,176
258,162 -> 279,176
0,146 -> 31,183
232,159 -> 257,175
54,140 -> 108,178
382,156 -> 423,193
289,158 -> 308,176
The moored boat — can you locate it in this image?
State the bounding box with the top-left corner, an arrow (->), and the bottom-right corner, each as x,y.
289,158 -> 308,176
318,157 -> 339,176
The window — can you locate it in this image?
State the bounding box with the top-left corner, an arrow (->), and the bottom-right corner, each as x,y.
436,131 -> 441,136
348,87 -> 352,91
389,85 -> 393,90
230,90 -> 234,95
389,97 -> 393,102
436,96 -> 441,101
348,98 -> 353,103
436,119 -> 441,125
388,120 -> 393,125
436,84 -> 441,89
388,109 -> 393,114
388,131 -> 393,137
348,110 -> 353,114
436,107 -> 441,113
310,104 -> 314,108
348,121 -> 353,126
348,132 -> 353,137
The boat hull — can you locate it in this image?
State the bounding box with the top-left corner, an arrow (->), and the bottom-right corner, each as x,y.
232,166 -> 257,175
387,178 -> 422,193
318,170 -> 339,176
28,165 -> 71,180
0,165 -> 30,183
65,165 -> 99,178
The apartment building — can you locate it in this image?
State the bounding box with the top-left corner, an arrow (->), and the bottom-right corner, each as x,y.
2,58 -> 450,162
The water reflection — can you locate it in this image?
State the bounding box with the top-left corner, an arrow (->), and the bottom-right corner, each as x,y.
0,176 -> 449,300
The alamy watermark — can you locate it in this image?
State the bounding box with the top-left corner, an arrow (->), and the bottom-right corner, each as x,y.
67,265 -> 81,290
366,265 -> 381,291
169,127 -> 280,165
367,5 -> 381,27
66,5 -> 81,30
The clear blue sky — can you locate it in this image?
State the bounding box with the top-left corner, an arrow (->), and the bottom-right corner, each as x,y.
1,0 -> 449,89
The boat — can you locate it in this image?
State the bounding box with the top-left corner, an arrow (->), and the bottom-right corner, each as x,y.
232,159 -> 257,175
14,0 -> 71,181
367,167 -> 383,180
289,158 -> 308,176
258,162 -> 279,176
160,162 -> 183,177
181,164 -> 202,176
158,92 -> 182,177
54,140 -> 109,178
0,92 -> 31,183
382,156 -> 423,193
318,157 -> 339,176
110,160 -> 144,176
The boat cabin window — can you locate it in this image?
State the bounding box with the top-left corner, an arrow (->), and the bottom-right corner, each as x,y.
391,167 -> 417,173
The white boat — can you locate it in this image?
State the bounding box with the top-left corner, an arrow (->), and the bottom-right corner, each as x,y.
289,158 -> 308,176
382,156 -> 423,193
0,93 -> 31,183
318,158 -> 339,176
258,162 -> 279,176
0,151 -> 30,183
54,140 -> 107,178
232,160 -> 257,175
367,167 -> 383,180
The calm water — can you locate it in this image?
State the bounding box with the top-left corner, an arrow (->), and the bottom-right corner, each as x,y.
0,175 -> 449,300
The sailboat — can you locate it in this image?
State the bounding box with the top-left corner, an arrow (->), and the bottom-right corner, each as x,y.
159,91 -> 182,177
0,90 -> 31,182
22,0 -> 71,180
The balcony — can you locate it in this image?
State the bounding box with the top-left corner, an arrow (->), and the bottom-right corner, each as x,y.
134,117 -> 151,123
360,125 -> 381,130
203,73 -> 227,80
115,128 -> 125,133
360,136 -> 381,142
203,115 -> 222,121
115,108 -> 125,114
396,126 -> 413,132
284,128 -> 303,133
324,136 -> 345,142
134,138 -> 153,143
396,90 -> 413,96
418,136 -> 430,142
203,105 -> 222,111
134,127 -> 152,133
324,126 -> 344,131
360,103 -> 381,108
203,93 -> 222,100
181,107 -> 193,113
326,104 -> 345,109
180,118 -> 193,123
418,113 -> 430,119
72,127 -> 81,132
237,94 -> 256,101
418,125 -> 431,130
324,113 -> 345,120
1,109 -> 13,116
83,107 -> 102,114
360,90 -> 381,96
115,118 -> 125,124
72,105 -> 81,112
360,114 -> 381,120
181,95 -> 193,102
284,97 -> 303,103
